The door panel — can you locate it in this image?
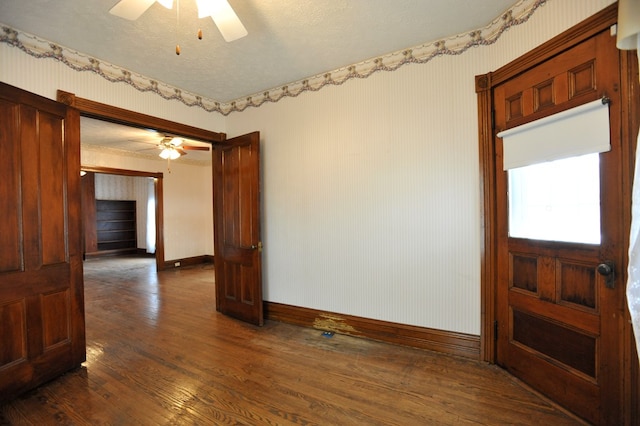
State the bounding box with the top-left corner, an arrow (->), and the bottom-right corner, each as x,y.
0,99 -> 21,272
0,83 -> 85,400
493,30 -> 624,425
213,132 -> 263,326
39,110 -> 67,265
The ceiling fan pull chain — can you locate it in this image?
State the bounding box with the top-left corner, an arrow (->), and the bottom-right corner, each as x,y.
175,0 -> 180,55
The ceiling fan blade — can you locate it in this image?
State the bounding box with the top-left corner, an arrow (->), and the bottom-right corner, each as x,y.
182,145 -> 210,151
109,0 -> 157,20
197,0 -> 247,42
156,0 -> 173,9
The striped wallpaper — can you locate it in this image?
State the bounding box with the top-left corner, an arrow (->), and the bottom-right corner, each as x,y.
224,0 -> 617,334
0,0 -> 616,334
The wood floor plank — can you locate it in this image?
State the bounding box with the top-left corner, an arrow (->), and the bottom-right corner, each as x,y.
1,255 -> 586,425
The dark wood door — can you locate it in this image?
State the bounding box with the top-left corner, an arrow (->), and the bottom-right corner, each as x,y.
493,30 -> 625,425
0,82 -> 85,400
212,132 -> 263,326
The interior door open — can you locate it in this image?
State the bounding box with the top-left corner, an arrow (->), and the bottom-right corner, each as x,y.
0,82 -> 85,400
492,29 -> 625,425
212,131 -> 263,326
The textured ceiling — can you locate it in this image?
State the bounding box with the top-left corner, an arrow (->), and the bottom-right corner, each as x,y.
2,0 -> 520,162
0,0 -> 517,103
80,116 -> 213,162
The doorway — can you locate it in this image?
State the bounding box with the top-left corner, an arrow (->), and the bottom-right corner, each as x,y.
80,166 -> 164,270
475,4 -> 639,424
57,90 -> 226,271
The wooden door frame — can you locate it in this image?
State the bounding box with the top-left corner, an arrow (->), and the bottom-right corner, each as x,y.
81,166 -> 164,270
475,3 -> 640,422
56,90 -> 226,271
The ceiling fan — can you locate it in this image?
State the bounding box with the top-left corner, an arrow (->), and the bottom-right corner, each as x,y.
158,136 -> 210,160
109,0 -> 247,42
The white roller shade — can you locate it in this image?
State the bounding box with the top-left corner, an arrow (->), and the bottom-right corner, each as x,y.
617,0 -> 640,50
498,98 -> 610,170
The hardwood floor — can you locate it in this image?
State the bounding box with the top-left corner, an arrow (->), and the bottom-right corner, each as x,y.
1,256 -> 585,425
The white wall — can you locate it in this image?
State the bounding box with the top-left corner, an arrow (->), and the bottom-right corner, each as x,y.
225,0 -> 616,334
94,173 -> 155,252
82,146 -> 213,261
0,0 -> 615,335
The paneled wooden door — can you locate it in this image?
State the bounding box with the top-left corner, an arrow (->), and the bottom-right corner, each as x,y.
494,31 -> 629,424
0,82 -> 85,400
212,132 -> 263,326
492,29 -> 626,425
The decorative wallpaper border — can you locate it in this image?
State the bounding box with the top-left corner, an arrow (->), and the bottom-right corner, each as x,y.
1,0 -> 545,116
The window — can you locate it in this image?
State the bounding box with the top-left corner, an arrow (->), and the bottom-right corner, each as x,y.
499,99 -> 609,245
508,153 -> 600,244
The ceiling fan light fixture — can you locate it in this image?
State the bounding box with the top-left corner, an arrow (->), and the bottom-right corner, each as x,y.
169,149 -> 181,160
170,136 -> 183,146
159,148 -> 171,159
159,147 -> 181,160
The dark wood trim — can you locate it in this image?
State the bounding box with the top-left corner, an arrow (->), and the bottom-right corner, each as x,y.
65,101 -> 87,366
476,3 -> 640,423
85,248 -> 139,258
621,47 -> 640,426
81,171 -> 98,254
265,302 -> 480,360
56,91 -> 223,273
135,248 -> 155,256
163,255 -> 213,269
487,3 -> 618,89
56,90 -> 226,143
475,1 -> 623,366
1,81 -> 67,114
154,177 -> 165,272
82,165 -> 162,179
475,73 -> 496,363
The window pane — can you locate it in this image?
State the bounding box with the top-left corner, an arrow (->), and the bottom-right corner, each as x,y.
508,153 -> 600,244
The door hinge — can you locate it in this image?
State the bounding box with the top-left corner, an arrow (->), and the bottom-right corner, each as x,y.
494,320 -> 498,341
